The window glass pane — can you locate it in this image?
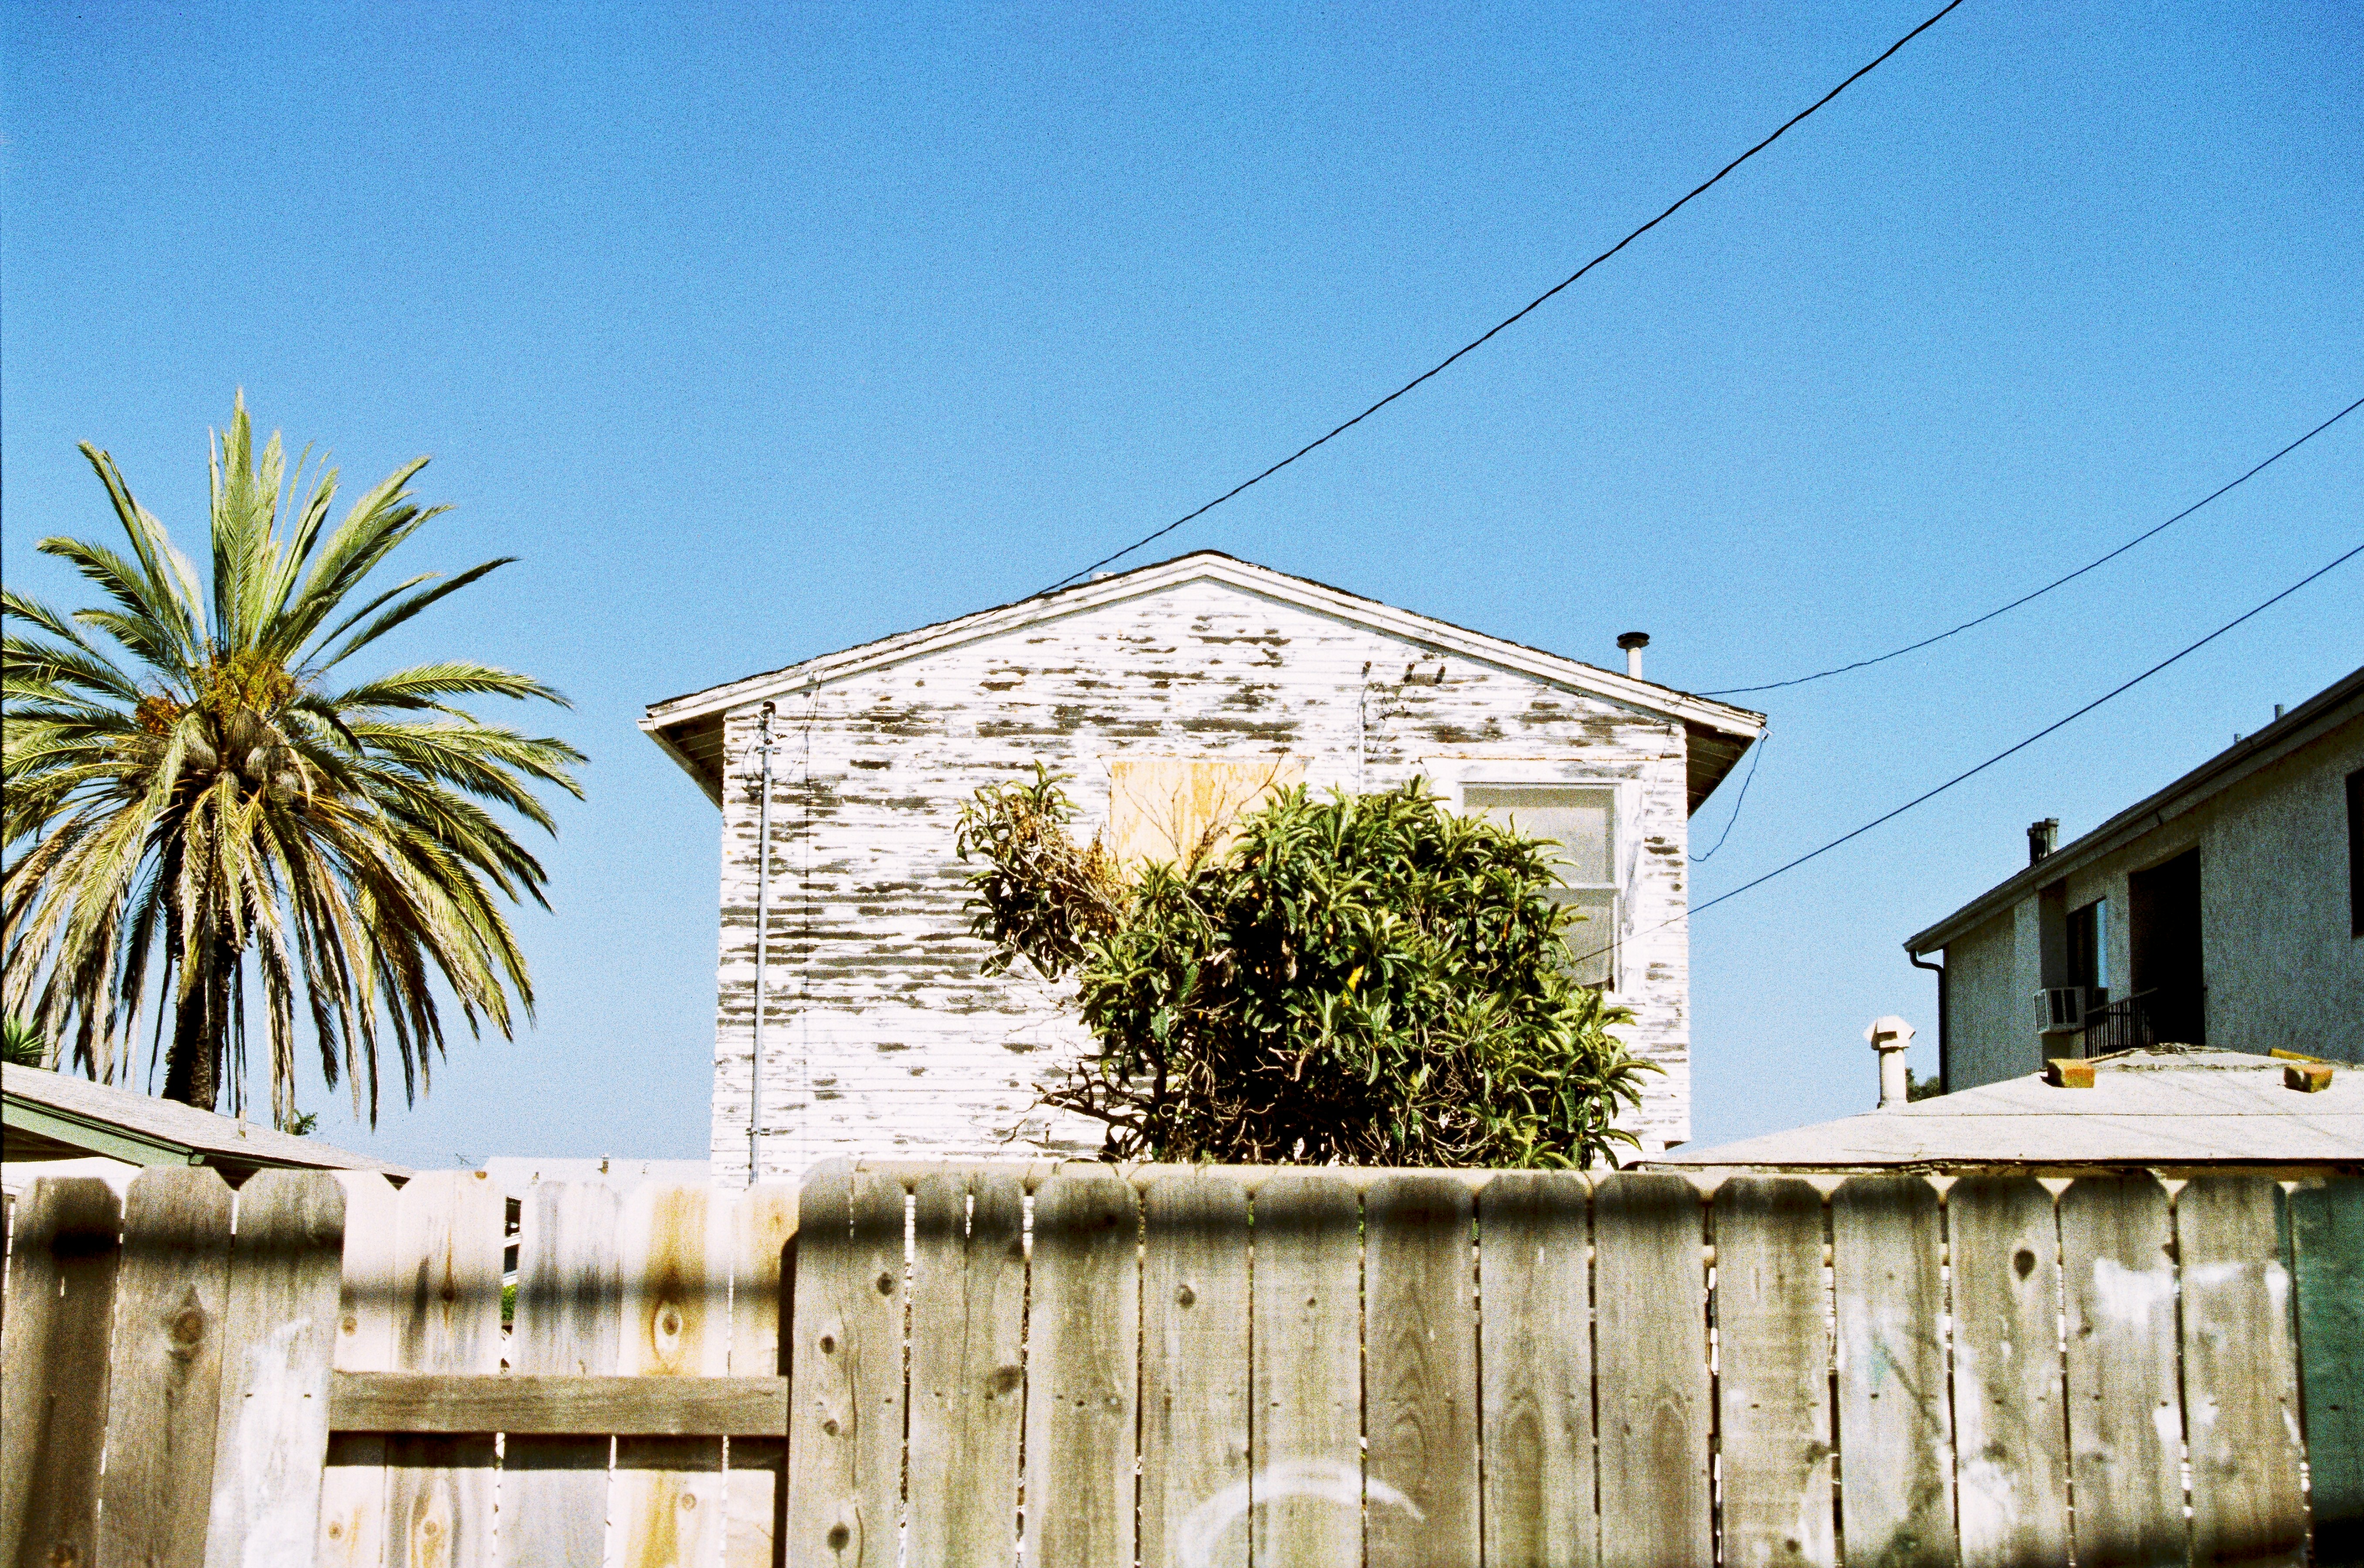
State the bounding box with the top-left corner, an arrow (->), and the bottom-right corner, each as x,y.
1552,889 -> 1617,989
1463,784 -> 1615,885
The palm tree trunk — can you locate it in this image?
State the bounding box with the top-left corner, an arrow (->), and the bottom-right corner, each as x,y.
163,936 -> 233,1110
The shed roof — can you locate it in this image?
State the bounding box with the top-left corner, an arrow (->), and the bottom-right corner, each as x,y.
641,551 -> 1766,810
1647,1049 -> 2364,1173
1905,662 -> 2364,955
2,1063 -> 411,1182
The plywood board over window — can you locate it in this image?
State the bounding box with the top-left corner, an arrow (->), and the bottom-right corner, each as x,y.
1104,757 -> 1307,870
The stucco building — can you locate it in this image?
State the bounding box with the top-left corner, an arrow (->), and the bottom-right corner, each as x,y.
643,552 -> 1764,1181
1905,663 -> 2364,1092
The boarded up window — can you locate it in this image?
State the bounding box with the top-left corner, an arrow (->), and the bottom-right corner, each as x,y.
1463,784 -> 1620,989
1105,757 -> 1306,869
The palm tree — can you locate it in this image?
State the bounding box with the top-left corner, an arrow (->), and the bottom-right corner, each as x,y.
2,394 -> 584,1127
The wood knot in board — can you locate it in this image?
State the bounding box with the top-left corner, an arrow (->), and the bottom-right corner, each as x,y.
1175,1284 -> 1196,1307
827,1524 -> 852,1551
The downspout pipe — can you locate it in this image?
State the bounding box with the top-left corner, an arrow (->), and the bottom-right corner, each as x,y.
748,701 -> 779,1183
1908,949 -> 1947,1094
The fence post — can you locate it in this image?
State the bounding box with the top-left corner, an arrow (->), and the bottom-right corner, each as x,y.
1477,1170 -> 1597,1568
1592,1173 -> 1712,1568
204,1169 -> 349,1568
2291,1176 -> 2363,1564
1831,1174 -> 1953,1567
1024,1167 -> 1140,1568
0,1176 -> 125,1568
1714,1176 -> 1835,1568
97,1166 -> 237,1568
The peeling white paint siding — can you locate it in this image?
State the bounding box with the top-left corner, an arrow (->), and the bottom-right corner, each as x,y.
706,581 -> 1702,1182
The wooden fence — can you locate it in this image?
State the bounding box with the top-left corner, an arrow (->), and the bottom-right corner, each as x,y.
2,1162 -> 2358,1568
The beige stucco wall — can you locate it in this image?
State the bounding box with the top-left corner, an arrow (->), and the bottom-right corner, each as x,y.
1941,711 -> 2363,1088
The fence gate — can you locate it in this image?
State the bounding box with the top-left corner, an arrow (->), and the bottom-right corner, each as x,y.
2,1161 -> 2358,1567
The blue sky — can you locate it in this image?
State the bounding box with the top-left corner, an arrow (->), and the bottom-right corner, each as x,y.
4,0 -> 2358,1168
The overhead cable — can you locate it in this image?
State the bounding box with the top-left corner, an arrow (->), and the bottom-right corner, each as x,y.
1038,0 -> 1971,594
1701,392 -> 2364,696
1689,728 -> 1770,863
1566,537 -> 2364,967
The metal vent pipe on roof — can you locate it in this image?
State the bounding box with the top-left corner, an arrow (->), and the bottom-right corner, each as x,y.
2028,817 -> 2059,865
1617,631 -> 1649,680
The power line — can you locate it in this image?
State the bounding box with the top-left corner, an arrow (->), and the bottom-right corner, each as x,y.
1039,0 -> 1971,594
1568,537 -> 2364,967
1689,728 -> 1770,863
1702,392 -> 2364,696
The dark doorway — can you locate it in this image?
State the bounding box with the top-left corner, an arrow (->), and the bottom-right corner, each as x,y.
2128,849 -> 2204,1044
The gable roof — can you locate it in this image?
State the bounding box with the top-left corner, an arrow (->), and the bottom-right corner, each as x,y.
1905,662 -> 2364,955
3,1062 -> 411,1182
642,551 -> 1766,810
1648,1049 -> 2363,1173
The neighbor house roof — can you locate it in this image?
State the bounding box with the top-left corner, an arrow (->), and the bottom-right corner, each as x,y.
641,551 -> 1767,811
1647,1049 -> 2363,1174
2,1063 -> 411,1182
1906,662 -> 2364,955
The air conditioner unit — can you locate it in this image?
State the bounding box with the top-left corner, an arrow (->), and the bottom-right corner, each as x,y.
2039,987 -> 2090,1032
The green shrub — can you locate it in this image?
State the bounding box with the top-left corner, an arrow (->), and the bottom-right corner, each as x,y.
958,770 -> 1651,1168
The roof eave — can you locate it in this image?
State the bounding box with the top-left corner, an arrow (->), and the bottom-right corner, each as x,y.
1905,664 -> 2364,955
642,551 -> 1767,743
639,714 -> 725,806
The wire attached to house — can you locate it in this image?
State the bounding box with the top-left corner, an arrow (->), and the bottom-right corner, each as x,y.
1036,0 -> 1971,595
1701,392 -> 2364,697
1567,537 -> 2364,968
1689,728 -> 1769,863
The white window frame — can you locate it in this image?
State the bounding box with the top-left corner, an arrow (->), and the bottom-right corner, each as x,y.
1424,759 -> 1642,990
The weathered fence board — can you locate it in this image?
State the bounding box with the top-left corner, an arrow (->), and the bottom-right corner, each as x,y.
1365,1174 -> 1480,1568
204,1169 -> 348,1568
2175,1175 -> 2307,1568
1592,1173 -> 1711,1568
2059,1174 -> 2183,1568
502,1180 -> 622,1568
2291,1177 -> 2363,1565
12,1157 -> 2358,1568
1831,1175 -> 1954,1568
384,1171 -> 505,1568
95,1167 -> 236,1568
1945,1174 -> 2069,1568
1024,1167 -> 1141,1568
1249,1171 -> 1363,1568
906,1169 -> 1025,1568
1138,1169 -> 1252,1568
1714,1176 -> 1834,1568
785,1165 -> 906,1566
612,1184 -> 730,1568
319,1171 -> 403,1568
0,1177 -> 123,1568
724,1184 -> 797,1568
1476,1172 -> 1596,1568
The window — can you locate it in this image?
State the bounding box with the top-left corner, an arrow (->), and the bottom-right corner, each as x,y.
2066,898 -> 2109,1000
2349,767 -> 2363,939
1463,784 -> 1619,988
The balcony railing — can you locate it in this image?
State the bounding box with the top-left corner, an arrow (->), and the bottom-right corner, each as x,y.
2080,986 -> 2206,1054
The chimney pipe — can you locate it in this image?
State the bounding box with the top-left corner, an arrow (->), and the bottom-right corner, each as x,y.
2027,818 -> 2059,865
1617,631 -> 1650,680
1866,1015 -> 1917,1109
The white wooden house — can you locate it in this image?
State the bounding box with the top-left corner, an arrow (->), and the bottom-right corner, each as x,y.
642,552 -> 1765,1181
